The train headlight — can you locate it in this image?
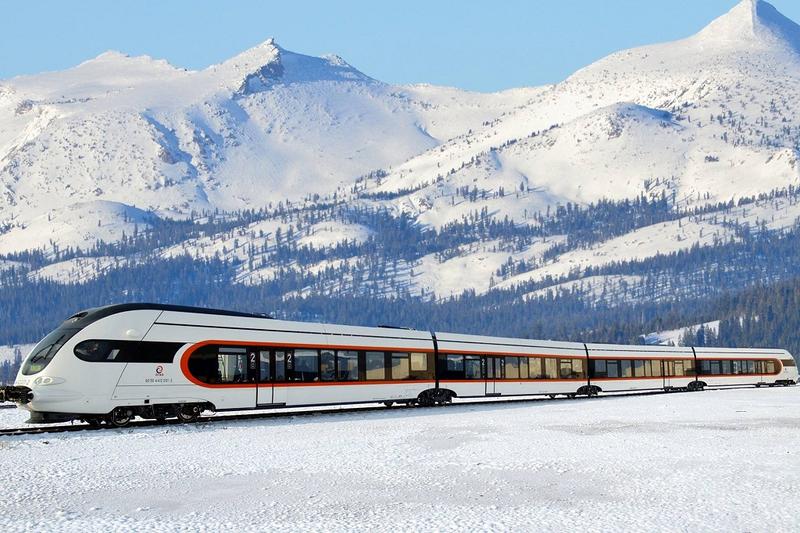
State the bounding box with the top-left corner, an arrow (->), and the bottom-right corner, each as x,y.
32,377 -> 64,386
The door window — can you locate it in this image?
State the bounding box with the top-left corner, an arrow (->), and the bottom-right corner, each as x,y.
259,350 -> 270,381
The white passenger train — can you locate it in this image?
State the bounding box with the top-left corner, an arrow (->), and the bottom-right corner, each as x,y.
1,304 -> 797,427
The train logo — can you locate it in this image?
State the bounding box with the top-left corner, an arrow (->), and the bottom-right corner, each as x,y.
155,365 -> 164,377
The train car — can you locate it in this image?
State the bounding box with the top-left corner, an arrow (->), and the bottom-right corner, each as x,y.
0,303 -> 797,427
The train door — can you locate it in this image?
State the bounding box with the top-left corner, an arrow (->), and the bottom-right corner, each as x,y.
256,349 -> 272,406
664,359 -> 684,389
256,349 -> 289,406
273,350 -> 287,405
485,356 -> 503,396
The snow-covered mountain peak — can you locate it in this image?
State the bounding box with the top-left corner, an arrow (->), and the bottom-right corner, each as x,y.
208,38 -> 373,95
695,0 -> 800,54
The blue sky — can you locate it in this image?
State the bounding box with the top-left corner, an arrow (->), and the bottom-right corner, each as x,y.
2,0 -> 798,92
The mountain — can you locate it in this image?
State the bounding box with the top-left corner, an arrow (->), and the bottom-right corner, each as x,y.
4,0 -> 800,349
0,38 -> 534,249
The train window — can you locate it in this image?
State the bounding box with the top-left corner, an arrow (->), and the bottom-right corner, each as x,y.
590,359 -> 607,378
259,350 -> 270,381
391,353 -> 410,380
410,353 -> 428,371
505,357 -> 520,379
558,359 -> 570,379
447,355 -> 465,372
765,360 -> 775,374
710,361 -> 721,375
652,360 -> 663,377
336,351 -> 359,381
721,360 -> 731,375
683,359 -> 695,375
218,347 -> 251,383
632,360 -> 645,377
529,358 -> 544,379
366,351 -> 385,380
465,356 -> 482,379
572,359 -> 586,379
320,350 -> 335,381
73,339 -> 183,364
520,357 -> 529,379
292,349 -> 319,382
544,358 -> 559,379
487,357 -> 496,379
782,358 -> 797,367
74,340 -> 126,362
731,360 -> 741,374
753,360 -> 763,374
23,328 -> 81,375
606,360 -> 620,378
274,350 -> 287,381
186,346 -> 252,384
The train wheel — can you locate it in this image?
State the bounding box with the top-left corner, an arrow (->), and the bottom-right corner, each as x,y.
434,390 -> 453,406
176,404 -> 201,423
108,408 -> 133,428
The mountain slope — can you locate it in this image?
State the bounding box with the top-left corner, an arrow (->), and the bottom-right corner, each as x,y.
0,39 -> 533,239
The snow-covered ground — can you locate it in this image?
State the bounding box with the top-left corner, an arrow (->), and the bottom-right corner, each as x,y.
643,320 -> 721,346
0,387 -> 798,532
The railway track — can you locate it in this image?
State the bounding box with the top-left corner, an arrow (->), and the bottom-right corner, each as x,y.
0,388 -> 716,437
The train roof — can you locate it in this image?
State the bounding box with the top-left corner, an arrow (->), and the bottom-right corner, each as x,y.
60,303 -> 270,330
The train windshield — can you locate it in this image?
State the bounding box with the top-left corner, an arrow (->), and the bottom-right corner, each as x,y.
21,327 -> 80,375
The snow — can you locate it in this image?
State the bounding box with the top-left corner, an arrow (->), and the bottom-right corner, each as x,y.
0,387 -> 798,531
523,275 -> 645,304
27,256 -> 124,284
0,344 -> 32,364
643,320 -> 721,346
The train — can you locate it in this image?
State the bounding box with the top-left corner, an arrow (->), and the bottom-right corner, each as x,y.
0,303 -> 797,427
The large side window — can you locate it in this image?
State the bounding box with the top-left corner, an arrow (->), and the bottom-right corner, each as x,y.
441,354 -> 465,380
336,351 -> 359,381
606,360 -> 620,378
187,345 -> 253,384
572,359 -> 586,379
74,340 -> 182,363
519,357 -> 529,379
320,350 -> 335,381
391,352 -> 410,380
650,360 -> 663,377
764,360 -> 776,374
544,358 -> 559,379
465,356 -> 482,379
529,358 -> 544,379
366,351 -> 385,380
410,353 -> 427,372
292,349 -> 319,382
591,359 -> 607,378
274,350 -> 287,381
505,357 -> 520,379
